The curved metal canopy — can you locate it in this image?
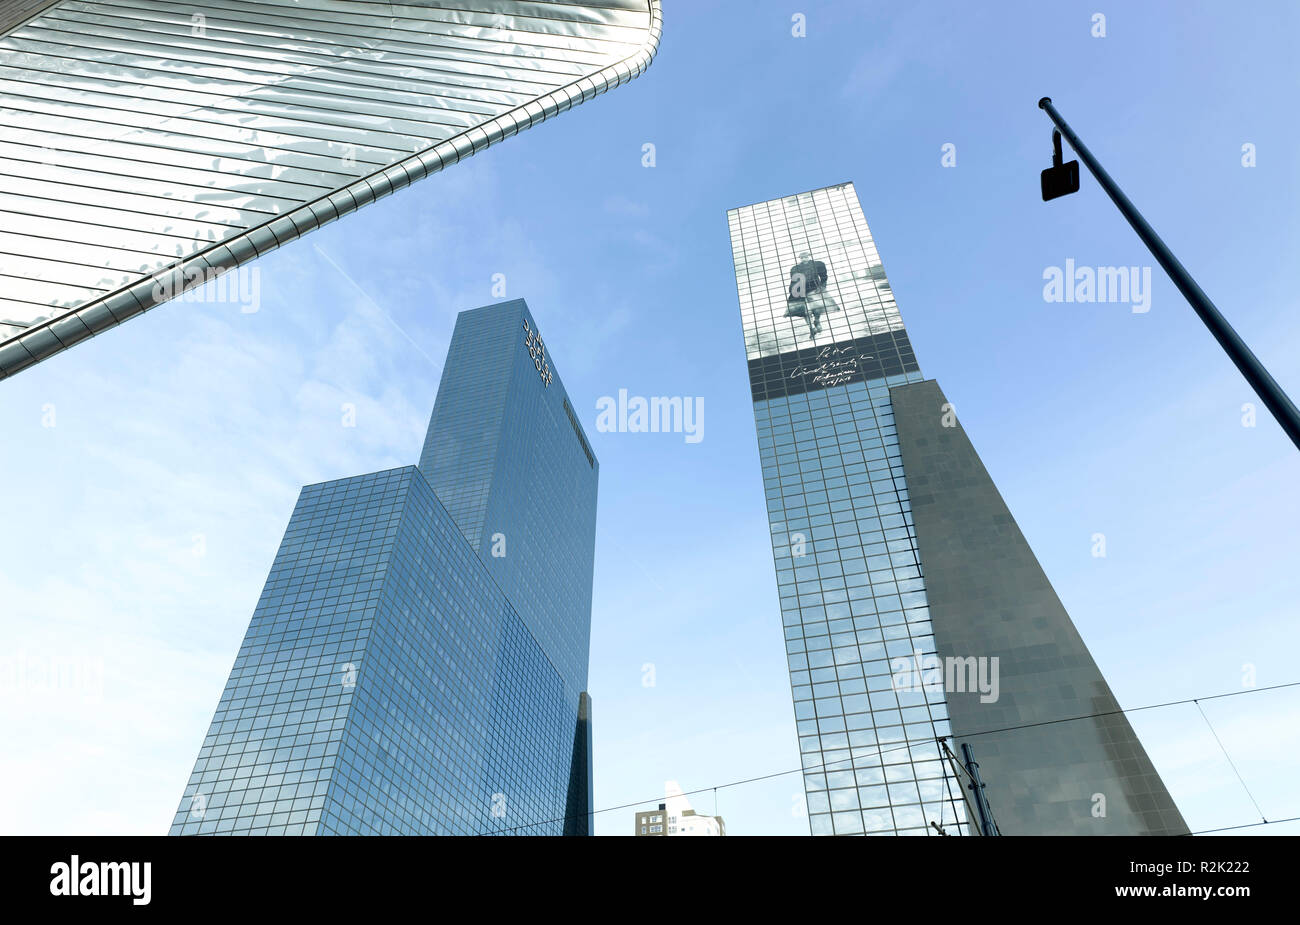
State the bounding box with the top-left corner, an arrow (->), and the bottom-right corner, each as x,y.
0,0 -> 661,379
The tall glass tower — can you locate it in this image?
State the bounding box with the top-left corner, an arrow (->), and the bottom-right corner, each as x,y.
169,299 -> 598,836
728,183 -> 1186,836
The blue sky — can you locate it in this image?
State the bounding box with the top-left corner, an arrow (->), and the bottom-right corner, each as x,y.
2,0 -> 1298,836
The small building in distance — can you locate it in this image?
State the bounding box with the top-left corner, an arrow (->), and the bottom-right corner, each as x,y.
635,781 -> 725,836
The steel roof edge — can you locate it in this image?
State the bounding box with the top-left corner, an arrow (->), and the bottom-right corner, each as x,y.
0,0 -> 663,381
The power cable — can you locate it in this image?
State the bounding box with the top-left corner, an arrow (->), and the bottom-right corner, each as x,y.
1194,699 -> 1267,824
481,679 -> 1300,835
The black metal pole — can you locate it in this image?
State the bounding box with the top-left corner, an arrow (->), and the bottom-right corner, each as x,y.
1038,97 -> 1300,452
961,742 -> 999,836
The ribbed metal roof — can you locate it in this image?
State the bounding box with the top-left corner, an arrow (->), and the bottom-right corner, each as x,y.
0,0 -> 661,378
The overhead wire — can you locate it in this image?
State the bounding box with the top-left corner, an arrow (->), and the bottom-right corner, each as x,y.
480,679 -> 1300,835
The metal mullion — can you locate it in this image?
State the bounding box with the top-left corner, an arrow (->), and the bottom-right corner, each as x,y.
22,18 -> 565,96
6,36 -> 532,136
0,157 -> 290,218
3,38 -> 563,116
0,75 -> 408,164
0,102 -> 368,179
68,0 -> 600,80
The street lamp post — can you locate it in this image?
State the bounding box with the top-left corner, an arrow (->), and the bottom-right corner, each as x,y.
1037,96 -> 1300,453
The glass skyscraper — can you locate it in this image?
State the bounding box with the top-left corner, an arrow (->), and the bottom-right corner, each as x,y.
169,299 -> 598,836
728,182 -> 1187,836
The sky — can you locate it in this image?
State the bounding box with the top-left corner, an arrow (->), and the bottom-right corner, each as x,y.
2,0 -> 1298,837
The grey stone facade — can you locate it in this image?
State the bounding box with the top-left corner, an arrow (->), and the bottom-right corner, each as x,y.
891,378 -> 1188,835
